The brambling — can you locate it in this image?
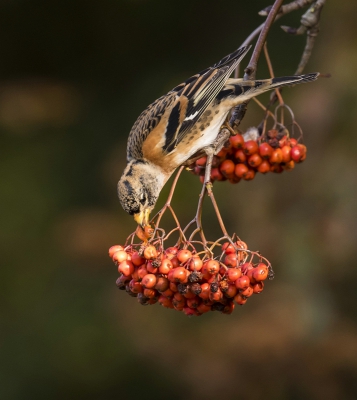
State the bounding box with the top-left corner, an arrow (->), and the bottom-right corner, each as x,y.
118,46 -> 318,226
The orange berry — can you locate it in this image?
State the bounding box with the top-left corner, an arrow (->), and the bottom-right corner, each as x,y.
289,138 -> 298,147
189,256 -> 203,271
118,260 -> 134,277
281,145 -> 292,163
177,249 -> 193,264
130,251 -> 145,267
187,296 -> 200,308
143,288 -> 158,299
234,163 -> 249,179
235,276 -> 250,290
236,240 -> 248,250
283,160 -> 295,170
270,164 -> 283,173
143,245 -> 158,260
196,156 -> 207,166
240,286 -> 253,297
252,281 -> 264,294
225,284 -> 238,298
198,283 -> 211,299
158,295 -> 173,308
229,134 -> 245,149
170,267 -> 188,284
210,167 -> 224,181
240,262 -> 253,274
112,250 -> 128,264
209,289 -> 223,302
196,303 -> 212,314
269,148 -> 283,164
154,276 -> 169,292
224,253 -> 238,268
222,242 -> 235,254
219,159 -> 235,176
161,288 -> 174,298
170,256 -> 180,268
242,168 -> 255,180
243,140 -> 259,155
259,142 -> 274,159
257,160 -> 271,174
165,246 -> 179,256
146,261 -> 158,274
205,259 -> 220,275
158,258 -> 173,274
109,245 -> 124,258
248,153 -> 263,168
141,274 -> 157,289
246,268 -> 257,284
137,265 -> 148,280
234,149 -> 246,163
234,293 -> 248,305
227,267 -> 242,282
169,281 -> 178,292
129,279 -> 143,294
252,263 -> 269,281
183,307 -> 199,316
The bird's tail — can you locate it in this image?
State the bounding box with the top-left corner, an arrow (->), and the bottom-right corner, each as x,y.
224,73 -> 319,104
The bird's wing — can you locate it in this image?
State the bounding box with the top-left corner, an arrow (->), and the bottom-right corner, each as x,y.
126,46 -> 250,160
162,45 -> 251,153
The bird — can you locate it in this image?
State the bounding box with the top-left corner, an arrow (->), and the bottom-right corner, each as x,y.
117,45 -> 319,227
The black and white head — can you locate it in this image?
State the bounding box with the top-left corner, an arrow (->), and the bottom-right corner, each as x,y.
117,160 -> 167,226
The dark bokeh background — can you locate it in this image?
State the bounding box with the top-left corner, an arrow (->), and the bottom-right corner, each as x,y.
1,0 -> 357,399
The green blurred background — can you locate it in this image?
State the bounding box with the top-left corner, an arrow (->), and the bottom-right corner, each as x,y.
1,0 -> 357,399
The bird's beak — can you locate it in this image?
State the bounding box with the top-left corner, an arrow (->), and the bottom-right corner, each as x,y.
134,209 -> 151,227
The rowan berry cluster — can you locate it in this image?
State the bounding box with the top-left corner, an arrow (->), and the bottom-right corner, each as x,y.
191,129 -> 307,183
109,235 -> 274,317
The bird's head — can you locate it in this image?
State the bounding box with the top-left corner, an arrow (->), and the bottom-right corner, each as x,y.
117,160 -> 167,227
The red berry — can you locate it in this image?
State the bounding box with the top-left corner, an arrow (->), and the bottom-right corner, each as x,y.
283,160 -> 295,170
219,159 -> 235,176
243,140 -> 259,155
291,145 -> 304,163
137,265 -> 148,280
248,153 -> 263,168
170,267 -> 188,284
177,249 -> 193,264
141,274 -> 157,289
205,259 -> 220,275
227,268 -> 242,282
112,250 -> 128,264
224,253 -> 238,268
210,167 -> 224,181
198,283 -> 210,299
234,293 -> 247,305
252,281 -> 264,294
259,143 -> 274,159
234,149 -> 246,163
242,168 -> 255,181
229,134 -> 245,149
189,256 -> 203,271
129,279 -> 143,294
154,276 -> 169,292
222,242 -> 235,254
269,148 -> 283,164
235,276 -> 250,290
257,160 -> 271,174
225,284 -> 238,298
109,245 -> 124,258
252,263 -> 269,281
158,258 -> 173,274
196,156 -> 207,166
158,295 -> 173,308
118,260 -> 134,277
234,163 -> 249,179
240,286 -> 253,297
143,245 -> 158,260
